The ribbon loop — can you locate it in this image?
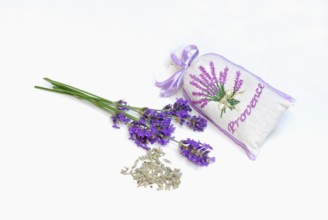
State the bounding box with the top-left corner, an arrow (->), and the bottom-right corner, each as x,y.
155,45 -> 199,97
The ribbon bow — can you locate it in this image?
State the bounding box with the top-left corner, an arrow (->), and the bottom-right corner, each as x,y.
155,45 -> 199,97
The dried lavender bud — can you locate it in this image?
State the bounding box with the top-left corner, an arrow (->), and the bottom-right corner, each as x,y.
121,148 -> 182,191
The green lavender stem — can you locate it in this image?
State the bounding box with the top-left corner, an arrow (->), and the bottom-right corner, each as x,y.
35,85 -> 139,121
43,78 -> 141,112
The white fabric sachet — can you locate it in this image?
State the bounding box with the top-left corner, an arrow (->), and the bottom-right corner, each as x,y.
156,45 -> 294,160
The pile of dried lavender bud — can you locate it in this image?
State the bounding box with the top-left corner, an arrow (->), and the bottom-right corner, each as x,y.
121,148 -> 182,191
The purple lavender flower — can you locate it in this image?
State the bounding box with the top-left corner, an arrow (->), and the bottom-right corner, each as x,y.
150,119 -> 175,145
172,98 -> 192,115
141,108 -> 175,145
112,113 -> 131,129
117,99 -> 129,111
179,139 -> 215,166
162,99 -> 208,132
128,120 -> 152,150
142,108 -> 166,122
233,71 -> 243,92
219,67 -> 228,85
165,98 -> 192,125
186,115 -> 207,132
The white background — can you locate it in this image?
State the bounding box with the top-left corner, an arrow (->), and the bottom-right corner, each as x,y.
0,0 -> 327,219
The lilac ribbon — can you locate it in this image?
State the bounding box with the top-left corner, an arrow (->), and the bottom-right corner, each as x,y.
155,45 -> 199,97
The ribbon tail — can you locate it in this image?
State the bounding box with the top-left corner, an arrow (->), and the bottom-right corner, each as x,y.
155,70 -> 184,97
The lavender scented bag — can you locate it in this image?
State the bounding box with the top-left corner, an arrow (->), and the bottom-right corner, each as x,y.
156,45 -> 294,160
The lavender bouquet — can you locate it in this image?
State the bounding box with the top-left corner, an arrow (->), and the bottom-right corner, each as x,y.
35,78 -> 215,166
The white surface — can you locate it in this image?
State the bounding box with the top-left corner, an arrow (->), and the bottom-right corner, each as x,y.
0,0 -> 327,219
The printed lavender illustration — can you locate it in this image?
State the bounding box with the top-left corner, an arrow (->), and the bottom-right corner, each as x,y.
190,61 -> 244,118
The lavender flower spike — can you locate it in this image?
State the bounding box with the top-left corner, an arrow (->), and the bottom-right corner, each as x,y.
186,115 -> 207,132
179,139 -> 215,166
209,61 -> 218,86
128,120 -> 152,150
141,109 -> 175,146
198,65 -> 217,91
234,71 -> 243,93
164,98 -> 192,125
112,113 -> 131,129
219,66 -> 228,85
117,99 -> 129,111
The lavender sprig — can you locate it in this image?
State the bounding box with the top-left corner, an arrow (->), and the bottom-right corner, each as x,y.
35,78 -> 215,166
179,139 -> 215,166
